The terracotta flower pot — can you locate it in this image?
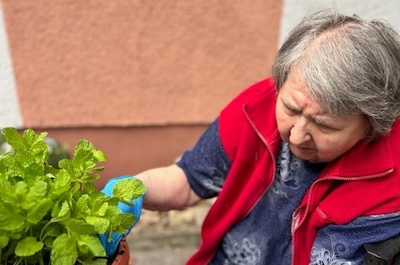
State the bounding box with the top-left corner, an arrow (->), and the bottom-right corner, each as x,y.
108,237 -> 131,265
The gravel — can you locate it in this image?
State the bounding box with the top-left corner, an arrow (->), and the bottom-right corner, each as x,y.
127,228 -> 200,265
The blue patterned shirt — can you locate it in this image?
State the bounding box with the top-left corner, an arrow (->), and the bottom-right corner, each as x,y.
177,119 -> 400,265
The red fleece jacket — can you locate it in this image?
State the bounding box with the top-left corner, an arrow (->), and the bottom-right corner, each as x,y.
186,77 -> 400,265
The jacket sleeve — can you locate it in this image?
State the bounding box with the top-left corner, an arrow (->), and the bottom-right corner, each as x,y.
309,211 -> 400,264
176,119 -> 232,199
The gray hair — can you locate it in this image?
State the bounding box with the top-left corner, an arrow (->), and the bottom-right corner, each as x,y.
272,9 -> 400,138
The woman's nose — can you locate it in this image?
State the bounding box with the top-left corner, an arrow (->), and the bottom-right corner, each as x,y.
289,118 -> 311,145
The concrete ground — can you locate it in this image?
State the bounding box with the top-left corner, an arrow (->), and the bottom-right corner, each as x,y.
123,203 -> 213,265
127,228 -> 200,265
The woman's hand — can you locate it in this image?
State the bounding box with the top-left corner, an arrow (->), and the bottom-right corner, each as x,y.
99,175 -> 145,256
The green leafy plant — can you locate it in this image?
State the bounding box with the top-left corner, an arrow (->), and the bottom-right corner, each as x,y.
0,132 -> 71,169
0,127 -> 146,265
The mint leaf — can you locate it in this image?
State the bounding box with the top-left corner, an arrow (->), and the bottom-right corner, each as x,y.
2,127 -> 27,150
66,218 -> 96,235
113,178 -> 147,202
23,180 -> 48,210
52,170 -> 71,190
109,213 -> 136,234
75,140 -> 106,162
71,140 -> 106,175
0,207 -> 25,231
85,216 -> 110,234
81,173 -> 101,183
0,179 -> 16,205
77,234 -> 106,257
15,236 -> 43,256
3,128 -> 48,165
51,234 -> 78,265
0,236 -> 9,248
51,200 -> 71,223
74,194 -> 91,219
93,201 -> 109,216
27,198 -> 53,224
41,223 -> 63,239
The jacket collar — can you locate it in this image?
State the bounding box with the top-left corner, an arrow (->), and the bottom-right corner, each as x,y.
242,78 -> 281,158
322,122 -> 397,178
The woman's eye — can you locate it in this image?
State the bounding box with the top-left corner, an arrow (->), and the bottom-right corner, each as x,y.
316,122 -> 339,132
285,106 -> 299,115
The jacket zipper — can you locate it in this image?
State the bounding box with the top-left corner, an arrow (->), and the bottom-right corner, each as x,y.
291,168 -> 394,265
242,104 -> 277,216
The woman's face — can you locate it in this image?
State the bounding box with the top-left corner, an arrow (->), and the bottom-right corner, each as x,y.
275,67 -> 370,163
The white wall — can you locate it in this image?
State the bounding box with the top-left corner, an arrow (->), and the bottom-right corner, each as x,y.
279,0 -> 400,45
0,7 -> 22,128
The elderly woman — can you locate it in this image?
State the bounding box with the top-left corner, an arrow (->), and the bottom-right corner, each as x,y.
102,9 -> 400,265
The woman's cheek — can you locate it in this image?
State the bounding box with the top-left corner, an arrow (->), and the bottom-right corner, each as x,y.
277,120 -> 291,142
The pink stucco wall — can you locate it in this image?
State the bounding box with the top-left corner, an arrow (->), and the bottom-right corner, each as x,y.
2,0 -> 282,128
1,1 -> 282,185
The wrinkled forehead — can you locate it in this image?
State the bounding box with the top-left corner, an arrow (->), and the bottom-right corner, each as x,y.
287,64 -> 347,117
283,67 -> 331,115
